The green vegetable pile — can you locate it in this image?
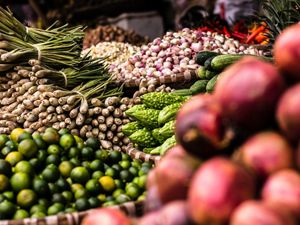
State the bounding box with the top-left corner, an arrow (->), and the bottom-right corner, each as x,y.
123,92 -> 187,155
0,127 -> 151,220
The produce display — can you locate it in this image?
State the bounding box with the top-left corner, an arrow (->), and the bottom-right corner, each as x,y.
83,25 -> 149,49
82,42 -> 141,66
111,29 -> 265,84
0,127 -> 151,220
82,24 -> 300,225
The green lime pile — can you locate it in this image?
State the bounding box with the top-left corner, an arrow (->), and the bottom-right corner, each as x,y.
0,128 -> 152,220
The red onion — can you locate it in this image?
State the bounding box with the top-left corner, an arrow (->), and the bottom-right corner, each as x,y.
235,131 -> 294,180
262,169 -> 300,218
230,200 -> 297,225
276,84 -> 300,142
214,57 -> 285,132
188,157 -> 255,225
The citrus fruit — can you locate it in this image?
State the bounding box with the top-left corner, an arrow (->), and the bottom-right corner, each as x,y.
3,191 -> 14,201
120,170 -> 134,182
47,144 -> 61,155
0,174 -> 9,192
70,166 -> 90,184
109,151 -> 122,163
68,147 -> 80,158
92,171 -> 104,180
5,151 -> 23,166
81,147 -> 94,160
52,193 -> 66,204
41,164 -> 60,182
59,134 -> 75,150
58,128 -> 69,136
62,191 -> 73,203
42,131 -> 59,144
85,137 -> 99,150
18,139 -> 38,158
13,209 -> 29,219
0,200 -> 16,217
10,172 -> 31,192
10,128 -> 25,142
119,160 -> 131,169
46,154 -> 61,165
0,134 -> 8,149
89,159 -> 104,171
85,179 -> 101,194
75,198 -> 90,211
59,161 -> 74,178
15,161 -> 34,174
16,189 -> 37,208
17,132 -> 32,142
74,189 -> 89,199
47,203 -> 64,215
88,197 -> 101,208
115,194 -> 131,204
30,204 -> 47,214
31,211 -> 46,218
99,176 -> 115,192
0,159 -> 12,176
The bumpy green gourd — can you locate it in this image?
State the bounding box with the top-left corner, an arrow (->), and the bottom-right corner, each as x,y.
159,120 -> 175,140
122,122 -> 142,136
128,108 -> 160,129
125,105 -> 146,118
129,128 -> 158,148
152,128 -> 166,144
158,103 -> 182,124
150,135 -> 177,155
141,92 -> 188,110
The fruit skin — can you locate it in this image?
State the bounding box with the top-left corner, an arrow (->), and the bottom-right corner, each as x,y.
81,208 -> 132,225
274,23 -> 300,81
214,57 -> 285,132
122,122 -> 142,136
235,132 -> 294,180
188,157 -> 255,225
129,128 -> 158,148
158,103 -> 182,125
230,200 -> 297,225
176,94 -> 232,159
262,169 -> 300,218
276,84 -> 300,142
127,109 -> 160,129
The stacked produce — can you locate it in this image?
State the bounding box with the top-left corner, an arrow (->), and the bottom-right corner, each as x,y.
0,128 -> 152,220
111,29 -> 265,84
123,92 -> 187,155
82,42 -> 141,66
83,25 -> 149,49
82,24 -> 300,225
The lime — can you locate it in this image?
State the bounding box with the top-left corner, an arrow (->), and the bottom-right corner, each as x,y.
15,161 -> 34,174
115,194 -> 131,204
120,170 -> 134,182
30,204 -> 47,214
47,144 -> 61,155
70,158 -> 81,167
42,131 -> 59,144
17,189 -> 37,208
70,167 -> 90,184
102,201 -> 116,207
59,161 -> 74,178
126,183 -> 141,200
18,139 -> 38,158
97,194 -> 106,203
142,162 -> 153,168
105,168 -> 118,179
0,194 -> 5,203
119,160 -> 131,169
139,166 -> 151,176
131,160 -> 141,169
52,193 -> 66,204
74,135 -> 84,145
81,147 -> 94,160
56,177 -> 70,191
74,188 -> 89,199
33,178 -> 49,196
0,134 -> 8,149
99,176 -> 115,192
109,151 -> 122,163
0,200 -> 16,217
48,183 -> 60,194
132,177 -> 139,185
71,183 -> 84,193
34,137 -> 47,150
138,175 -> 147,188
62,191 -> 73,203
29,158 -> 41,170
85,179 -> 102,194
121,153 -> 131,161
0,175 -> 9,192
85,137 -> 99,150
58,128 -> 69,136
81,161 -> 91,172
10,128 -> 26,142
112,189 -> 125,199
77,141 -> 85,150
31,211 -> 46,218
65,207 -> 76,213
112,164 -> 122,172
1,146 -> 13,157
61,156 -> 68,161
5,140 -> 17,151
68,147 -> 80,158
137,194 -> 146,201
3,191 -> 14,201
88,197 -> 101,208
114,179 -> 125,189
75,198 -> 90,211
10,172 -> 31,192
46,154 -> 61,166
95,150 -> 108,161
0,159 -> 12,176
5,151 -> 23,166
38,198 -> 50,208
37,150 -> 47,162
13,209 -> 29,219
17,132 -> 32,142
47,203 -> 64,215
92,171 -> 104,180
59,134 -> 75,150
129,167 -> 138,177
89,159 -> 104,171
42,164 -> 60,182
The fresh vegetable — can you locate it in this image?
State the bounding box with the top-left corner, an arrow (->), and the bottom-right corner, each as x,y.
214,57 -> 285,131
189,80 -> 209,94
235,132 -> 294,180
204,57 -> 216,70
210,54 -> 245,71
121,122 -> 142,136
152,128 -> 166,144
127,109 -> 160,129
158,103 -> 182,125
188,158 -> 255,225
205,70 -> 217,79
129,128 -> 158,148
196,67 -> 206,79
195,51 -> 220,66
141,93 -> 187,110
158,121 -> 175,141
159,135 -> 177,156
206,75 -> 219,93
125,105 -> 146,118
172,89 -> 193,97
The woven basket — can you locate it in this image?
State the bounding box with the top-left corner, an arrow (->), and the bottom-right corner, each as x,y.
125,145 -> 161,164
0,201 -> 144,225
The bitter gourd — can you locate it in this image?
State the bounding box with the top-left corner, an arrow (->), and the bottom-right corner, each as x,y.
158,103 -> 182,124
150,135 -> 177,155
152,128 -> 167,144
125,104 -> 146,118
128,108 -> 160,129
122,121 -> 142,136
129,128 -> 158,148
159,120 -> 175,140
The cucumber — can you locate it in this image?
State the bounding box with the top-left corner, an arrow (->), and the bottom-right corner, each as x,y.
195,51 -> 220,65
205,70 -> 217,79
211,54 -> 243,71
204,56 -> 217,70
196,67 -> 206,79
206,75 -> 219,93
172,89 -> 193,96
190,80 -> 209,95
